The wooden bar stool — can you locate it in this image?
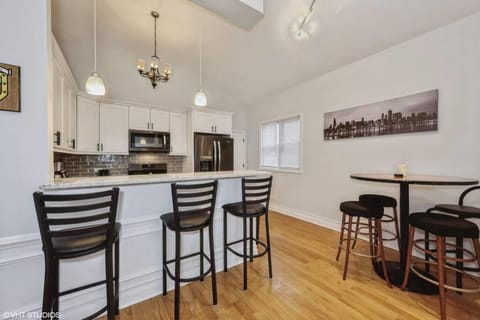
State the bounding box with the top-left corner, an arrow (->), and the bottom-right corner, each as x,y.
352,194 -> 400,249
161,180 -> 218,320
223,176 -> 273,290
33,188 -> 120,320
402,212 -> 480,320
336,201 -> 392,287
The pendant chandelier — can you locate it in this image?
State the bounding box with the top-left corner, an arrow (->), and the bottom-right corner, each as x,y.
194,12 -> 207,107
137,11 -> 172,88
85,0 -> 106,96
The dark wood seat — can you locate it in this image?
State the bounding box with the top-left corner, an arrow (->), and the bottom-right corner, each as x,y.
222,176 -> 273,290
336,200 -> 392,288
33,188 -> 120,320
161,180 -> 218,320
402,212 -> 480,320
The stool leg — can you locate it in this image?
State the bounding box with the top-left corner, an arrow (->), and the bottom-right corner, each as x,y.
265,211 -> 273,279
401,226 -> 416,290
393,207 -> 401,250
343,215 -> 353,280
42,256 -> 54,317
52,258 -> 59,316
456,236 -> 464,295
106,246 -> 115,320
256,216 -> 260,242
425,231 -> 430,273
351,217 -> 361,249
336,213 -> 346,261
200,229 -> 204,281
174,230 -> 181,320
437,236 -> 446,320
249,217 -> 254,262
114,238 -> 120,315
162,223 -> 167,296
223,209 -> 228,272
376,219 -> 392,288
208,225 -> 218,305
473,238 -> 480,268
243,215 -> 248,290
367,218 -> 375,264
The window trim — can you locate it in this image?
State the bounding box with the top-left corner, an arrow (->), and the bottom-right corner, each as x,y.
259,114 -> 303,174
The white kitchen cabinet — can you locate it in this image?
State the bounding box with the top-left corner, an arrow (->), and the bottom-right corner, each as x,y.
77,99 -> 129,154
52,61 -> 77,151
77,96 -> 100,153
129,106 -> 170,132
169,112 -> 187,155
192,110 -> 232,135
100,103 -> 129,153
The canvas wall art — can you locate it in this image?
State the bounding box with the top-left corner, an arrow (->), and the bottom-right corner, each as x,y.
324,89 -> 438,140
0,63 -> 21,112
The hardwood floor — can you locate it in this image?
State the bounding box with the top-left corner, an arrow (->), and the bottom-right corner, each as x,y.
105,211 -> 480,319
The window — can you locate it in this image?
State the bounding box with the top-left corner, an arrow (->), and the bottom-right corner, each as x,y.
260,115 -> 301,171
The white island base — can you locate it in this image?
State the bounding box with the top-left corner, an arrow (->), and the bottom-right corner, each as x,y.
39,171 -> 269,319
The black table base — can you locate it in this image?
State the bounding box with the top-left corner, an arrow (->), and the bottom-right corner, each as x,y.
373,260 -> 438,295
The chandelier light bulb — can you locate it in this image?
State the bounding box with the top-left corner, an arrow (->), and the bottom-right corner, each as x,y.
150,56 -> 159,69
162,64 -> 172,75
86,72 -> 106,96
137,59 -> 146,71
194,89 -> 207,107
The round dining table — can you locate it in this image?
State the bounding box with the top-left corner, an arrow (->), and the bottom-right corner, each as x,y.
350,173 -> 478,294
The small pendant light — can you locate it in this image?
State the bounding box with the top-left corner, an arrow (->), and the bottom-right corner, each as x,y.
86,0 -> 106,96
194,12 -> 207,107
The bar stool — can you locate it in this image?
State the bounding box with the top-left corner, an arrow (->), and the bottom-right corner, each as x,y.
402,212 -> 480,320
223,176 -> 273,290
33,188 -> 120,320
161,180 -> 218,320
352,194 -> 400,249
336,201 -> 392,287
425,186 -> 480,289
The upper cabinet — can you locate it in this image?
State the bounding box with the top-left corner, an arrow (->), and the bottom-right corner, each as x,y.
170,112 -> 187,155
129,106 -> 169,132
77,97 -> 129,154
192,110 -> 232,135
52,60 -> 77,151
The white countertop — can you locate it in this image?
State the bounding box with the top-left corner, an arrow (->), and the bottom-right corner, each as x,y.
40,170 -> 271,191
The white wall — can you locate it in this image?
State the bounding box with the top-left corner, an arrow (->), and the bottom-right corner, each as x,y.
0,0 -> 51,237
247,13 -> 480,229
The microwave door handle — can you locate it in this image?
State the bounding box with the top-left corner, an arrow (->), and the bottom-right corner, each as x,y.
212,140 -> 217,171
218,140 -> 222,171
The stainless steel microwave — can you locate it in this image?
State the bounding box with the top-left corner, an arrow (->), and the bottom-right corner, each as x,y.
129,130 -> 170,153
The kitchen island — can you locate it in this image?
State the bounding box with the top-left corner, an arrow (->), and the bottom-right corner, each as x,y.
39,170 -> 270,319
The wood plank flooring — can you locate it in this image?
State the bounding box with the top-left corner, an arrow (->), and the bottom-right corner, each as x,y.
105,211 -> 480,319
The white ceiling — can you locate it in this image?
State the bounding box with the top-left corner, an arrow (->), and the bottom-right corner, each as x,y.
52,0 -> 480,112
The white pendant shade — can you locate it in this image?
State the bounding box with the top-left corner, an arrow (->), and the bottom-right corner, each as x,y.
194,89 -> 207,107
86,72 -> 106,96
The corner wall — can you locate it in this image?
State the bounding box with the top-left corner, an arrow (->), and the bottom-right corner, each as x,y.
247,13 -> 480,227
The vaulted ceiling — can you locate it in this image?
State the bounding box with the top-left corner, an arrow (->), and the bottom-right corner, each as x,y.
52,0 -> 480,112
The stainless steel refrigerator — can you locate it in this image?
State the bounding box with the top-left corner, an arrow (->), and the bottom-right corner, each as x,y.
194,133 -> 234,172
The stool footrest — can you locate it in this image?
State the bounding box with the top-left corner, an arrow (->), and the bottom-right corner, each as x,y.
83,305 -> 108,320
164,252 -> 213,282
59,278 -> 117,297
226,237 -> 269,259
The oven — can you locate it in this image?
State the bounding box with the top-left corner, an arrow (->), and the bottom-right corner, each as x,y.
129,130 -> 170,153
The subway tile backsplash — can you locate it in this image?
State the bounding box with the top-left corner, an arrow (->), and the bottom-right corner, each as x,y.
54,152 -> 185,177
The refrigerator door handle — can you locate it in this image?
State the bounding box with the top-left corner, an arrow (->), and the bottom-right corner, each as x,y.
213,139 -> 217,171
218,140 -> 222,171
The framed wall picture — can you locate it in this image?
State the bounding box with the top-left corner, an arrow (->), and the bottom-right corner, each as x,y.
0,63 -> 21,112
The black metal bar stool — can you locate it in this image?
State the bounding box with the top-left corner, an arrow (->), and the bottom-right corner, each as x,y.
401,212 -> 480,320
33,188 -> 120,320
425,186 -> 480,290
336,201 -> 392,287
351,194 -> 400,250
223,176 -> 273,290
161,180 -> 218,320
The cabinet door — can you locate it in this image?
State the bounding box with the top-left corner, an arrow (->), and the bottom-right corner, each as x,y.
170,112 -> 187,155
214,114 -> 232,135
129,106 -> 150,131
77,96 -> 100,153
100,103 -> 129,153
192,111 -> 214,133
150,109 -> 170,132
61,80 -> 71,148
69,90 -> 77,150
52,62 -> 63,147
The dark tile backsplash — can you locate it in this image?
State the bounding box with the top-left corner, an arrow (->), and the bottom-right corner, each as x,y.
54,152 -> 185,177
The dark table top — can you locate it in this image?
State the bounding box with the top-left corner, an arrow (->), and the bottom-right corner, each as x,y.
350,173 -> 478,186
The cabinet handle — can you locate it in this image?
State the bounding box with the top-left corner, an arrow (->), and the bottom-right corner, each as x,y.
54,131 -> 61,146
71,139 -> 76,150
211,125 -> 213,132
97,143 -> 100,152
101,143 -> 104,152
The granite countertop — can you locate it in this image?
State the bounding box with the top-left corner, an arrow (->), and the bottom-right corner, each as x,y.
40,170 -> 271,191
